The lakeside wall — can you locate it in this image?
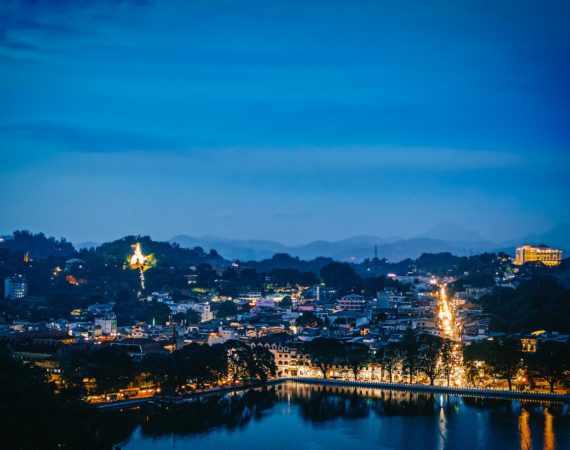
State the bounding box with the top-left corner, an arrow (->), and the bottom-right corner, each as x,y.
288,377 -> 570,402
97,377 -> 569,411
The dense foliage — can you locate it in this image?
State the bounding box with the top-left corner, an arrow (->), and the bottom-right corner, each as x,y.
478,277 -> 570,333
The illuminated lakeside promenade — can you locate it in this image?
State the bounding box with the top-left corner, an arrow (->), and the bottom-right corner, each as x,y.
96,377 -> 570,411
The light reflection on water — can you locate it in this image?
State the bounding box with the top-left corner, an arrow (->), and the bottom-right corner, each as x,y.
108,383 -> 570,450
544,409 -> 555,450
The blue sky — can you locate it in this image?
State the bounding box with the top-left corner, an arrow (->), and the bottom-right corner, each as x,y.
1,0 -> 569,244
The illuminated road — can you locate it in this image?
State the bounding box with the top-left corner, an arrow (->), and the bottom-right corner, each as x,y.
437,285 -> 460,340
437,284 -> 464,386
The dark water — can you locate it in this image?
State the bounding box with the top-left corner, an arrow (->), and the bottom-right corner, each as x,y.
109,383 -> 570,450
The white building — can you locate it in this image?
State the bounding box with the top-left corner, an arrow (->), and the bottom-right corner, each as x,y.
4,275 -> 27,299
237,291 -> 262,304
336,294 -> 366,312
207,326 -> 238,345
94,314 -> 117,335
174,302 -> 213,322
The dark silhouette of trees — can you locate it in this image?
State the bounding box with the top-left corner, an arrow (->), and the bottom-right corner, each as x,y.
215,300 -> 238,318
0,350 -> 103,449
225,340 -> 276,384
464,339 -> 522,390
417,334 -> 443,386
343,343 -> 371,380
305,338 -> 345,379
250,346 -> 277,382
320,262 -> 362,294
1,230 -> 75,259
295,311 -> 323,328
440,339 -> 459,387
140,300 -> 171,326
376,344 -> 402,382
479,277 -> 570,333
87,346 -> 134,394
525,341 -> 570,393
174,343 -> 228,388
400,330 -> 421,383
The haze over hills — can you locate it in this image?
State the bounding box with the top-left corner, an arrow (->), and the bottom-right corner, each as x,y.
170,223 -> 570,262
62,223 -> 570,262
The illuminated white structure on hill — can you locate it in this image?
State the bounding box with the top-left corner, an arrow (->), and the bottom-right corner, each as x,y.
129,243 -> 154,291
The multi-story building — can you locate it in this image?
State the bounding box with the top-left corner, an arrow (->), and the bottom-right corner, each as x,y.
514,245 -> 562,267
238,291 -> 263,305
336,294 -> 366,312
94,314 -> 118,335
175,302 -> 213,322
257,341 -> 318,378
4,275 -> 27,299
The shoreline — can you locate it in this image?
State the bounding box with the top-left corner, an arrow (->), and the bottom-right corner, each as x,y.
96,377 -> 569,411
95,378 -> 283,411
287,377 -> 570,402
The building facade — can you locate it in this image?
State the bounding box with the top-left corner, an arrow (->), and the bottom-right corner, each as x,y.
336,294 -> 366,312
4,275 -> 27,299
514,245 -> 562,267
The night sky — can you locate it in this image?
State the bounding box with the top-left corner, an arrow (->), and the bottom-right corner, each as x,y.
1,0 -> 569,244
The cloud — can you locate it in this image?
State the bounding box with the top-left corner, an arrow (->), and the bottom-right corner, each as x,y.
0,1 -> 150,58
0,123 -> 181,153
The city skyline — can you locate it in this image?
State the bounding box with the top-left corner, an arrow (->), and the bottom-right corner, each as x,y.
1,1 -> 570,244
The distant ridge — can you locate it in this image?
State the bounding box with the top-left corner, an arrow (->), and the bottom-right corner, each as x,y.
171,224 -> 570,262
171,235 -> 486,262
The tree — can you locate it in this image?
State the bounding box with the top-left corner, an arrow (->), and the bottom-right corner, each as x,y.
216,301 -> 238,318
87,346 -> 134,394
343,343 -> 370,380
280,296 -> 293,308
295,311 -> 323,328
225,340 -> 254,384
140,300 -> 171,326
173,343 -> 227,389
0,350 -> 102,449
249,346 -> 277,382
138,353 -> 178,394
320,262 -> 362,294
376,344 -> 402,383
440,339 -> 460,387
417,334 -> 443,386
305,338 -> 345,379
57,349 -> 91,398
464,339 -> 522,390
400,330 -> 421,383
478,277 -> 570,333
525,341 -> 570,393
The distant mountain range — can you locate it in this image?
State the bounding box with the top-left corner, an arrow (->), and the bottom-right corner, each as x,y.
166,224 -> 570,261
71,223 -> 569,263
170,224 -> 570,262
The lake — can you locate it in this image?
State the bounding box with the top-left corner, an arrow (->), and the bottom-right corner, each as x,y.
110,383 -> 570,450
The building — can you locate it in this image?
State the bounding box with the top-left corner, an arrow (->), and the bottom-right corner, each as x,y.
336,294 -> 366,312
175,302 -> 213,322
255,298 -> 276,310
207,326 -> 238,345
520,335 -> 538,353
237,291 -> 262,305
94,314 -> 117,335
514,245 -> 562,267
4,275 -> 27,299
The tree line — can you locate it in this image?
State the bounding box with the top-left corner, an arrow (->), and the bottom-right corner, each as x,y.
305,332 -> 460,386
305,332 -> 570,392
56,340 -> 276,397
464,338 -> 570,392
